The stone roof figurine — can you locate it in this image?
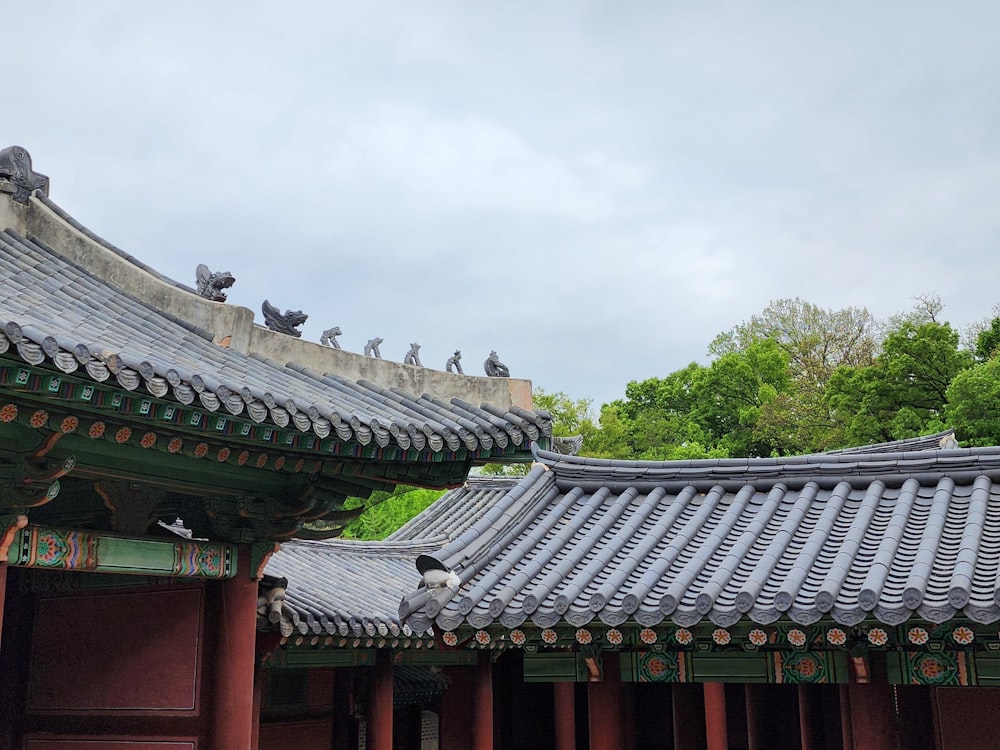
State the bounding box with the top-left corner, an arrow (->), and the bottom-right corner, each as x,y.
445,350 -> 463,375
261,300 -> 307,337
484,351 -> 510,378
195,264 -> 235,302
404,343 -> 421,367
365,337 -> 383,358
320,326 -> 342,349
0,146 -> 49,204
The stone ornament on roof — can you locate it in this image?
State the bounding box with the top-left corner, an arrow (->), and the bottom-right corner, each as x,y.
261,300 -> 307,337
404,343 -> 421,367
195,264 -> 235,302
484,351 -> 510,377
0,146 -> 49,204
446,350 -> 463,374
320,326 -> 342,349
365,338 -> 383,358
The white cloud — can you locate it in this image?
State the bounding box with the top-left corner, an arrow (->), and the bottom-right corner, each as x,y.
325,106 -> 640,220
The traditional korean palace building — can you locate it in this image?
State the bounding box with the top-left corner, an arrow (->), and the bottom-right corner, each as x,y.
0,147 -> 548,750
3,146 -> 1000,750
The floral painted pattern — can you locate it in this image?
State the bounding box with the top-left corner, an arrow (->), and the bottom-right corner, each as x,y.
88,422 -> 106,439
908,627 -> 929,645
867,628 -> 889,646
475,630 -> 491,645
194,442 -> 209,458
140,432 -> 157,448
575,629 -> 593,644
712,629 -> 731,645
748,629 -> 768,646
217,447 -> 231,462
826,628 -> 847,646
294,458 -> 304,472
952,626 -> 974,645
509,629 -> 526,646
787,629 -> 807,647
675,628 -> 693,645
541,629 -> 558,644
237,450 -> 250,466
29,410 -> 48,428
274,456 -> 286,470
0,404 -> 17,422
60,416 -> 79,433
442,631 -> 459,646
114,426 -> 132,443
256,453 -> 269,468
606,628 -> 624,645
167,437 -> 183,453
640,628 -> 658,645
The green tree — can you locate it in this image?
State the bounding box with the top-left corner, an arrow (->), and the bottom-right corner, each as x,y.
828,321 -> 973,445
947,356 -> 1000,446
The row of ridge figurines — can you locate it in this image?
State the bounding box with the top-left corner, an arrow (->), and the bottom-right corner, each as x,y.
196,265 -> 511,377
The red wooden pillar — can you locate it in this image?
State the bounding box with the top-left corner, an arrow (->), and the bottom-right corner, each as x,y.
704,683 -> 728,750
0,562 -> 6,654
211,545 -> 259,750
839,685 -> 854,750
368,650 -> 394,750
554,681 -> 576,750
473,650 -> 493,750
798,685 -> 824,750
847,683 -> 893,748
588,651 -> 624,750
745,684 -> 766,750
672,683 -> 704,750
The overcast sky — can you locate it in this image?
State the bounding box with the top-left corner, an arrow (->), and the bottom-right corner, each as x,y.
7,1 -> 1000,408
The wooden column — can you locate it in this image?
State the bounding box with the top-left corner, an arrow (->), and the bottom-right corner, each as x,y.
704,683 -> 728,750
839,685 -> 854,750
473,650 -> 494,750
554,682 -> 576,750
798,685 -> 824,750
368,649 -> 394,750
847,683 -> 893,749
588,651 -> 624,750
210,545 -> 259,750
745,684 -> 766,750
0,562 -> 6,654
672,683 -> 705,750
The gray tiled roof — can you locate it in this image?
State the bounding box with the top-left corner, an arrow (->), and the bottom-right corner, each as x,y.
825,429 -> 958,455
386,476 -> 521,542
0,229 -> 549,456
265,537 -> 446,638
399,445 -> 1000,633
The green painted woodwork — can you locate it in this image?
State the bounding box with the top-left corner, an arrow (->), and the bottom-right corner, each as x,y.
275,648 -> 376,668
6,524 -> 235,578
395,650 -> 477,666
98,536 -> 175,571
523,652 -> 587,682
691,652 -> 770,683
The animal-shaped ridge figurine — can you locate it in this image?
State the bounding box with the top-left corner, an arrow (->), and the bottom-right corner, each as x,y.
404,343 -> 422,367
320,327 -> 342,349
484,351 -> 510,378
364,338 -> 383,358
446,350 -> 463,374
0,145 -> 49,203
261,300 -> 308,337
195,264 -> 236,302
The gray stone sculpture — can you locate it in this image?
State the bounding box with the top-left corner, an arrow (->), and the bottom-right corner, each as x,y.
261,300 -> 308,337
320,327 -> 342,349
364,338 -> 383,358
404,343 -> 422,367
446,350 -> 464,375
484,351 -> 510,378
195,264 -> 235,302
0,146 -> 49,204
